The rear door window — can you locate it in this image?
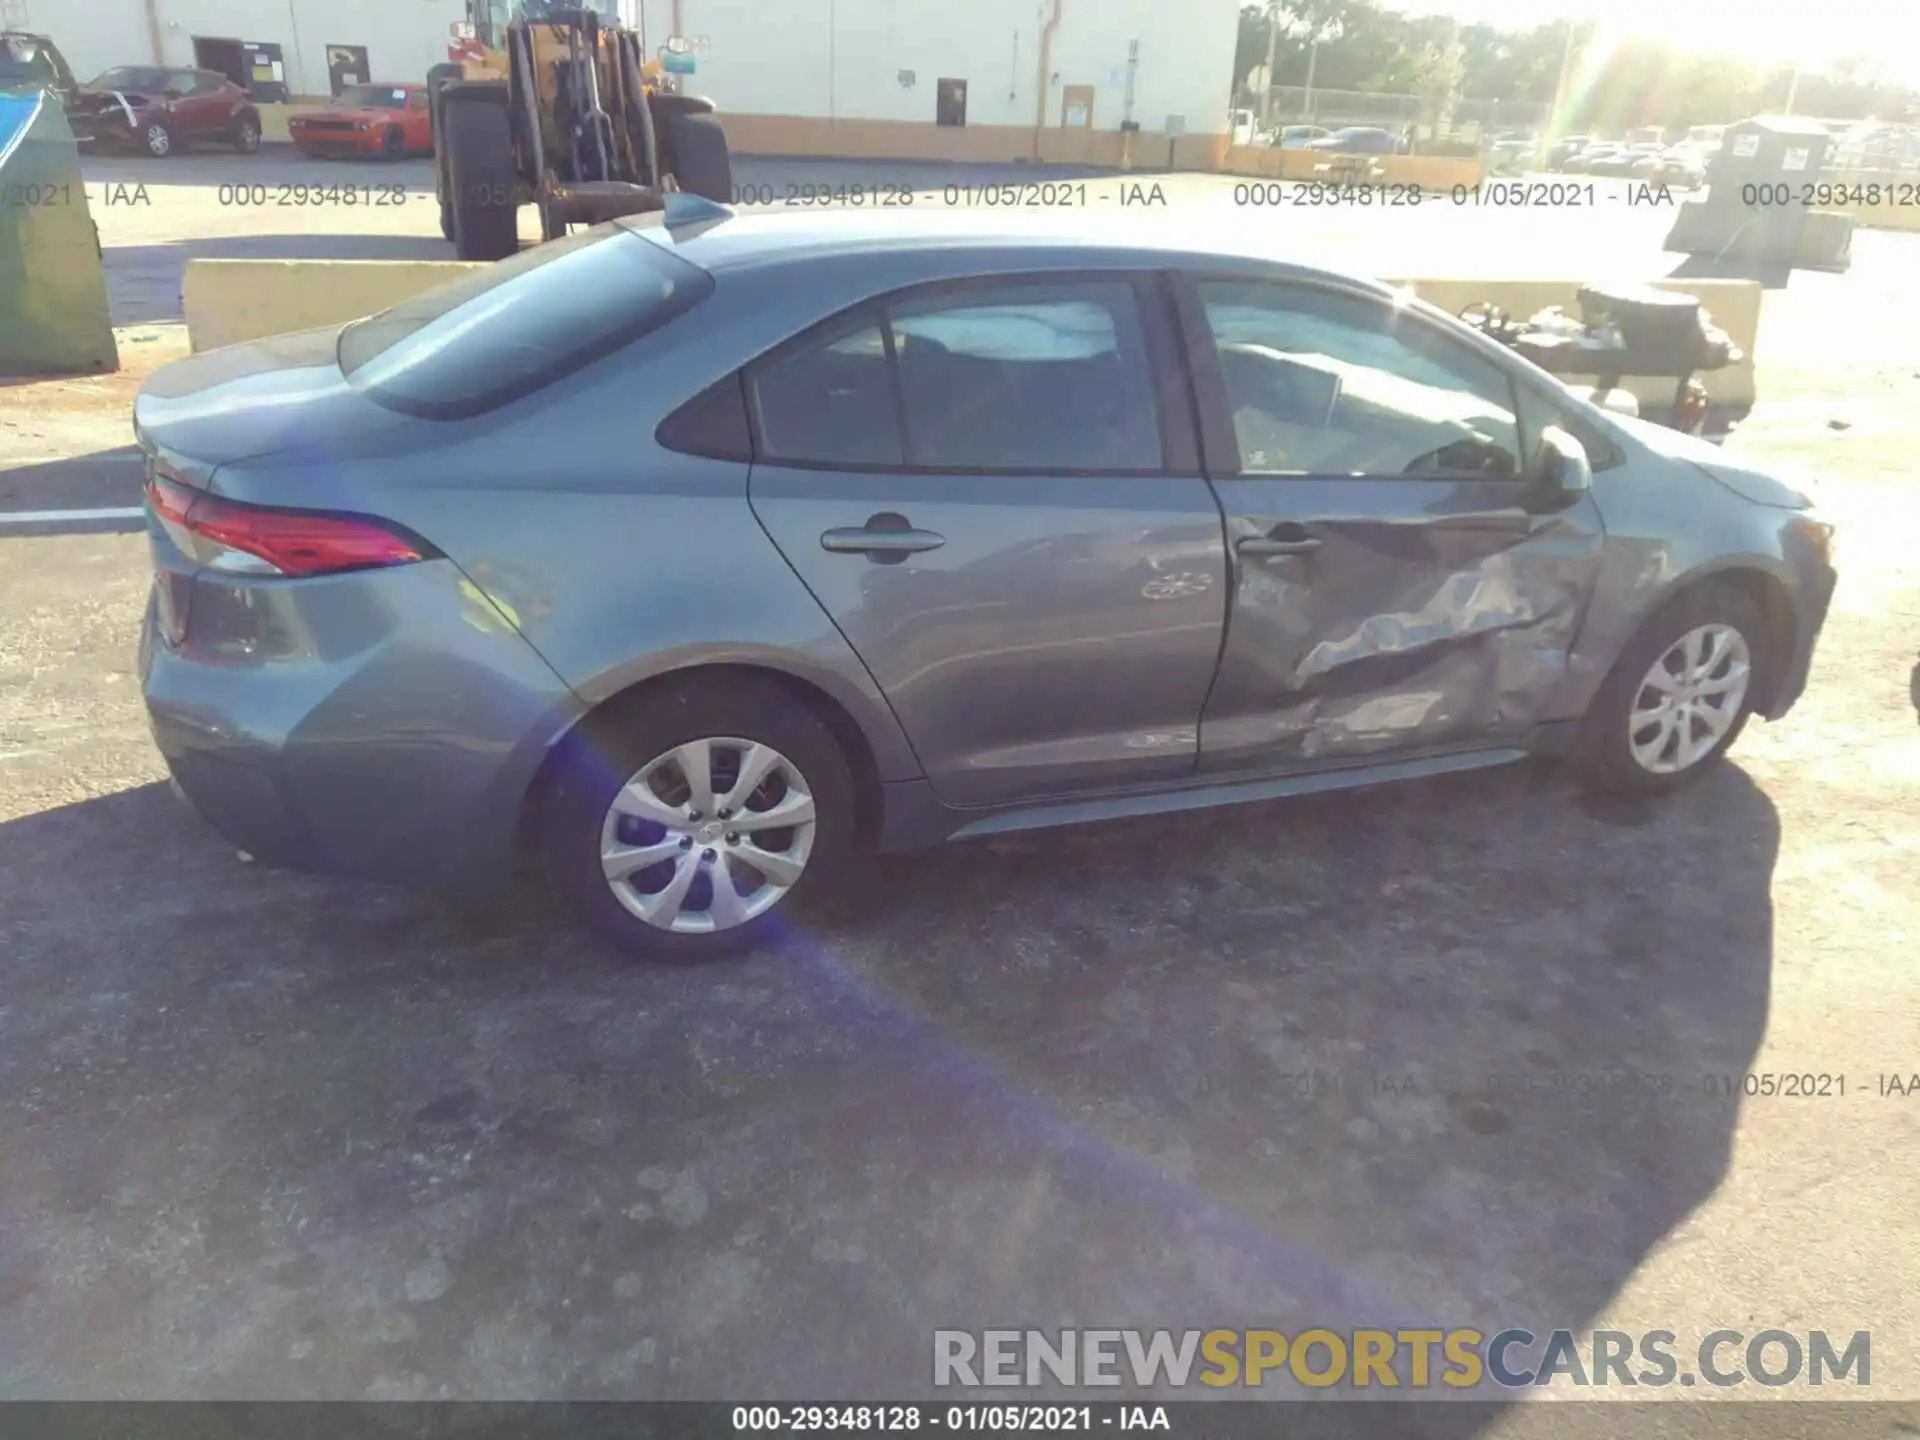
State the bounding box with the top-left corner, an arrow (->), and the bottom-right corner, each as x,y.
889,280 -> 1162,471
744,276 -> 1166,473
339,224 -> 713,419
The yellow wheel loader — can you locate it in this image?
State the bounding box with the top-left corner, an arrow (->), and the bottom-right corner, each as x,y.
427,2 -> 732,261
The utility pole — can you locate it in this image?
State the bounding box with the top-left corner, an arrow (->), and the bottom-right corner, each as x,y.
1783,63 -> 1802,115
1261,1 -> 1280,127
1548,17 -> 1577,139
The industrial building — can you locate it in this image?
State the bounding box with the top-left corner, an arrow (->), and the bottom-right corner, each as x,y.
11,0 -> 1242,164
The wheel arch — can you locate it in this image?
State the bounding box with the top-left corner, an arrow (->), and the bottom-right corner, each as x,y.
1621,559 -> 1800,717
514,659 -> 898,870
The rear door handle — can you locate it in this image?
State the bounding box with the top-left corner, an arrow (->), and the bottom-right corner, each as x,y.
1237,534 -> 1323,557
820,526 -> 947,556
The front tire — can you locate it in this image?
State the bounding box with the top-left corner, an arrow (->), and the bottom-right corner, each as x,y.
442,95 -> 519,261
381,124 -> 404,158
539,675 -> 857,962
230,112 -> 261,153
1577,582 -> 1765,796
660,109 -> 732,202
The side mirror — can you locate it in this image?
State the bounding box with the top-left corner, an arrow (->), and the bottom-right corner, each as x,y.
1534,425 -> 1592,509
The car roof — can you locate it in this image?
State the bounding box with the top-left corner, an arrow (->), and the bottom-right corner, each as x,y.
621,205 -> 1402,296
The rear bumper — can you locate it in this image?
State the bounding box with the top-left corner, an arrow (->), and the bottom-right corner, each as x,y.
139,553 -> 584,891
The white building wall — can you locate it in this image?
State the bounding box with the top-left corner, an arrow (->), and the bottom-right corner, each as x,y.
636,0 -> 1241,133
32,0 -> 465,98
32,0 -> 1238,130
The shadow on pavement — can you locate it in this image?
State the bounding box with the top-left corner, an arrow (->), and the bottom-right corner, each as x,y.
0,445 -> 147,528
0,759 -> 1777,1417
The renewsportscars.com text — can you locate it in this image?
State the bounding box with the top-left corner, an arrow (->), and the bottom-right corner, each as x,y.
933,1328 -> 1870,1390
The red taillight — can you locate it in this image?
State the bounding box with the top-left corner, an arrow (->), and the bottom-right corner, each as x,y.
145,474 -> 429,577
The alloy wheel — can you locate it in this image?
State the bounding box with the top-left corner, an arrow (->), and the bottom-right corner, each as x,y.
1628,623 -> 1752,774
598,736 -> 817,934
145,124 -> 170,156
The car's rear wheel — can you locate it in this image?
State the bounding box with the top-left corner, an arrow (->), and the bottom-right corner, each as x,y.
230,113 -> 261,153
1577,582 -> 1765,795
539,675 -> 856,961
141,121 -> 175,157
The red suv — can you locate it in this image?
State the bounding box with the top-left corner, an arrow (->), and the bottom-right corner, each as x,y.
70,65 -> 261,157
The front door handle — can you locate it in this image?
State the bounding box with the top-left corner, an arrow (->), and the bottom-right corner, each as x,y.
1237,534 -> 1323,557
820,520 -> 946,556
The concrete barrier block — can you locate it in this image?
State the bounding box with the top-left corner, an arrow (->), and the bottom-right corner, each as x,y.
183,259 -> 487,352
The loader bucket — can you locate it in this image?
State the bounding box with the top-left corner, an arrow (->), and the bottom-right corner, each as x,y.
0,90 -> 118,374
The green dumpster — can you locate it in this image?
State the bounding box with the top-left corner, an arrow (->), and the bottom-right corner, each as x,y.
0,88 -> 117,374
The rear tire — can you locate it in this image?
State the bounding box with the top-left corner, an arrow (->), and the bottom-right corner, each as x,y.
442,95 -> 519,261
1576,582 -> 1766,796
661,109 -> 732,202
539,675 -> 857,963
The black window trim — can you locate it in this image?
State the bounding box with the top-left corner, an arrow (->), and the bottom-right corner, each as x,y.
740,269 -> 1202,480
1172,269 -> 1536,484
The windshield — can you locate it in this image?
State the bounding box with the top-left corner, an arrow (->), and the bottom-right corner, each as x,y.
89,66 -> 167,91
335,85 -> 410,109
339,224 -> 713,419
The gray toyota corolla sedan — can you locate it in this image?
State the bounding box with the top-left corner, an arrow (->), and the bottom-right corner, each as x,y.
135,201 -> 1836,960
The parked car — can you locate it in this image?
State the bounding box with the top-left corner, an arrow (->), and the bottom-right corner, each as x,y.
69,65 -> 260,156
1587,143 -> 1663,176
133,204 -> 1837,960
1546,134 -> 1594,170
1559,142 -> 1618,173
1258,124 -> 1329,149
1488,133 -> 1539,170
1634,144 -> 1706,188
290,82 -> 432,158
1305,125 -> 1400,154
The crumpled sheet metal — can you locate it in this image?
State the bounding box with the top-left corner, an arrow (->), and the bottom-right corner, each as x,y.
1217,529 -> 1593,760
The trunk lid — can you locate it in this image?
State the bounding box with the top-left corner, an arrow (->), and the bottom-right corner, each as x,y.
134,325 -> 417,489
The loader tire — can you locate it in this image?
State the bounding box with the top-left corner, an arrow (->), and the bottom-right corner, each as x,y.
662,110 -> 732,204
443,96 -> 519,262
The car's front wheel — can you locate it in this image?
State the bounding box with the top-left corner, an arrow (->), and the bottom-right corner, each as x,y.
539,675 -> 856,961
1577,582 -> 1765,795
230,113 -> 261,153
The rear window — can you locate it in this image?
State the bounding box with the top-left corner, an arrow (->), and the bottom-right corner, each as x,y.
338,225 -> 712,419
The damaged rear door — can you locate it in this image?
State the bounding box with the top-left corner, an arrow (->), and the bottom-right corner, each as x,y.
1177,273 -> 1605,771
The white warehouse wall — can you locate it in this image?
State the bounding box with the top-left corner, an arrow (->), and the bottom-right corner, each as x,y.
29,0 -> 465,97
635,0 -> 1242,135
